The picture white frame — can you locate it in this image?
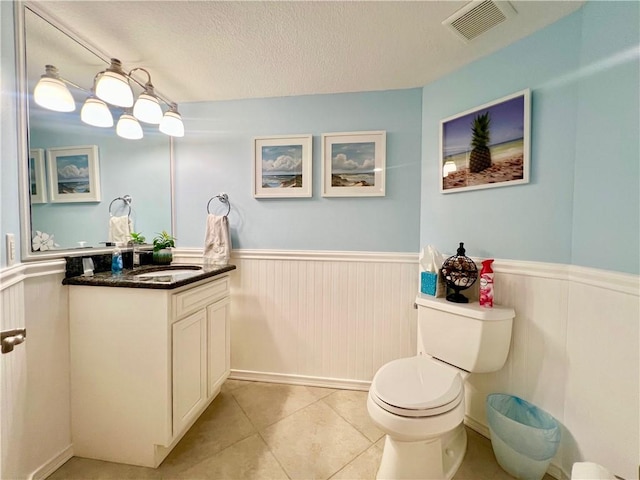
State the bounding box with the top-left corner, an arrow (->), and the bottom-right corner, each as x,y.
321,131 -> 386,197
46,145 -> 101,203
440,89 -> 531,194
29,148 -> 47,204
253,135 -> 313,198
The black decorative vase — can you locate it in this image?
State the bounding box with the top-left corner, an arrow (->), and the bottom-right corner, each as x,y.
441,242 -> 478,303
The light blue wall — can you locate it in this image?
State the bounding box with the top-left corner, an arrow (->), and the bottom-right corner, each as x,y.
29,112 -> 171,248
175,89 -> 423,252
1,1 -> 20,267
420,2 -> 639,274
571,1 -> 639,273
3,2 -> 638,274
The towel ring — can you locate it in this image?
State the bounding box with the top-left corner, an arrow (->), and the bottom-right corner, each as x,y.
109,195 -> 132,217
207,193 -> 231,217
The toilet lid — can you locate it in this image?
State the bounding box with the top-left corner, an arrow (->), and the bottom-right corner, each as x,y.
371,357 -> 463,415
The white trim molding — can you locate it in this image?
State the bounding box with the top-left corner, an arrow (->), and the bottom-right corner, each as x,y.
28,445 -> 73,480
0,259 -> 65,292
174,248 -> 639,297
230,370 -> 371,392
174,248 -> 419,264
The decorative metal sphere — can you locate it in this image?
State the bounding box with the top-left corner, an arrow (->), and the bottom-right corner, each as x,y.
441,242 -> 478,303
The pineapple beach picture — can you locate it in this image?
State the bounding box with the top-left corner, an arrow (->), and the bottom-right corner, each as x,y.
441,90 -> 530,193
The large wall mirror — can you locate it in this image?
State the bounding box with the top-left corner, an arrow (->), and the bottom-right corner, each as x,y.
16,2 -> 173,261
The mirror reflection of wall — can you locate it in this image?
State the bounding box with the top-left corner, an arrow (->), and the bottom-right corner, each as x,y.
24,6 -> 172,253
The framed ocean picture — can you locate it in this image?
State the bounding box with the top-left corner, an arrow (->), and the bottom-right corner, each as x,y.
46,145 -> 101,203
29,148 -> 47,204
440,89 -> 531,193
321,131 -> 386,197
253,135 -> 312,198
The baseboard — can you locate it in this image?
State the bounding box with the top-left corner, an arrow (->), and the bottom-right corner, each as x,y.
229,369 -> 371,391
28,445 -> 73,480
463,414 -> 491,438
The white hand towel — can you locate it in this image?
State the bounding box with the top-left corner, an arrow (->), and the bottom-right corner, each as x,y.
109,215 -> 133,245
203,214 -> 231,266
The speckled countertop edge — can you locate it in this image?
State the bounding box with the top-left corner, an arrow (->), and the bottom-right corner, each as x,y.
62,264 -> 236,289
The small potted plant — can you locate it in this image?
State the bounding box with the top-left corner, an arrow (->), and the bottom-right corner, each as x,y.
152,230 -> 176,265
130,232 -> 146,245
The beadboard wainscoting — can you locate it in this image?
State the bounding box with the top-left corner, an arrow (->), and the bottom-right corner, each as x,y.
175,249 -> 639,480
1,252 -> 638,480
0,260 -> 72,480
176,249 -> 421,389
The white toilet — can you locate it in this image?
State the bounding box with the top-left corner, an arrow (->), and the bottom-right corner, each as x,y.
367,294 -> 515,480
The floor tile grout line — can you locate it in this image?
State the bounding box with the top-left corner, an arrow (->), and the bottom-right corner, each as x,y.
319,392 -> 384,445
157,389 -> 261,479
229,381 -> 303,480
236,381 -> 371,480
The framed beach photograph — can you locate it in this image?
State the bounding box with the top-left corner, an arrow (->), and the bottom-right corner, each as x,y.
321,131 -> 386,197
440,89 -> 530,193
253,135 -> 312,198
46,145 -> 101,203
29,148 -> 47,204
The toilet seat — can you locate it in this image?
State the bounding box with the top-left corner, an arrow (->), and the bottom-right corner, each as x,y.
370,356 -> 463,417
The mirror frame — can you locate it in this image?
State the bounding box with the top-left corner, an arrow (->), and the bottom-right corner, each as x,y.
14,1 -> 176,262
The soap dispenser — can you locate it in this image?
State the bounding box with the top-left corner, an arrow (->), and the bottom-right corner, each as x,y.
111,247 -> 123,275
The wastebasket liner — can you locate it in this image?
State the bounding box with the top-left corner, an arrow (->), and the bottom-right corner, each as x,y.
487,393 -> 561,461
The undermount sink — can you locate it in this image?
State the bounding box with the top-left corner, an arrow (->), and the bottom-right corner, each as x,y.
135,269 -> 203,278
130,265 -> 204,282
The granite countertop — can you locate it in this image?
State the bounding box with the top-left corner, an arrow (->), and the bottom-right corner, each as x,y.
62,264 -> 236,290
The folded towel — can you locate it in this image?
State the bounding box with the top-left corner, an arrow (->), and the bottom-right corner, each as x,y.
109,215 -> 133,245
203,214 -> 231,266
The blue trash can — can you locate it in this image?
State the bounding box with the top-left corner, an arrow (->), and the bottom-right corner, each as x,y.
486,394 -> 561,480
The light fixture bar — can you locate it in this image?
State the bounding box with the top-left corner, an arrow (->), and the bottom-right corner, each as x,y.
33,59 -> 184,137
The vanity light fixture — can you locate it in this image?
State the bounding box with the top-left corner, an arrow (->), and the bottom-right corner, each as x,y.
33,58 -> 185,138
80,95 -> 114,127
95,58 -> 133,108
159,103 -> 185,138
442,160 -> 457,177
131,70 -> 163,124
116,110 -> 144,140
33,65 -> 76,112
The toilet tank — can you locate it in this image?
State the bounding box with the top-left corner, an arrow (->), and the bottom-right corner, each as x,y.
415,294 -> 514,373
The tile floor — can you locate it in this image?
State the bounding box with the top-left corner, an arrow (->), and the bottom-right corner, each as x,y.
48,379 -> 552,480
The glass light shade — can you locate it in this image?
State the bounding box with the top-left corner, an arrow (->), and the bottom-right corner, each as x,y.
159,110 -> 184,137
95,71 -> 134,107
34,77 -> 75,112
116,113 -> 143,140
81,97 -> 114,127
133,93 -> 163,124
443,161 -> 457,177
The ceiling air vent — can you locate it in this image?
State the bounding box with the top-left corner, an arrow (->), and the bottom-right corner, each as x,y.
443,0 -> 517,42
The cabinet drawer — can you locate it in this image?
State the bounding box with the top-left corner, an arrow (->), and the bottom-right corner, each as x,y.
173,276 -> 230,320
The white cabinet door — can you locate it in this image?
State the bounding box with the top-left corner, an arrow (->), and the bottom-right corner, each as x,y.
207,297 -> 230,397
172,309 -> 207,436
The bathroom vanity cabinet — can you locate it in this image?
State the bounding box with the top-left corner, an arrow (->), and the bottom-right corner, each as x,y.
68,273 -> 231,468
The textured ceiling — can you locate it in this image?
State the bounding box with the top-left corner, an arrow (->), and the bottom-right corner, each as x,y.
29,1 -> 584,105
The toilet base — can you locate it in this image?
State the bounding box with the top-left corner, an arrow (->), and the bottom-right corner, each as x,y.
376,423 -> 467,480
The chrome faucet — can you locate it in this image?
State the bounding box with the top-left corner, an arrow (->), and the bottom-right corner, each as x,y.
128,241 -> 140,268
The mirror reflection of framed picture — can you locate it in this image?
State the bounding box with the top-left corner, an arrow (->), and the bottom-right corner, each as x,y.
29,148 -> 47,204
46,145 -> 101,203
